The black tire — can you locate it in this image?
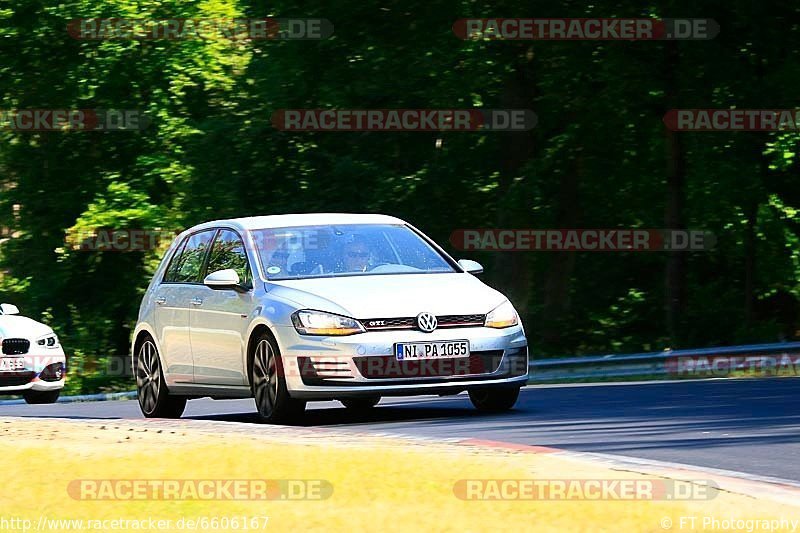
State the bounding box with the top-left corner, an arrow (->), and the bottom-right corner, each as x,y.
23,389 -> 60,404
251,332 -> 306,423
468,386 -> 520,412
135,336 -> 187,418
340,396 -> 381,410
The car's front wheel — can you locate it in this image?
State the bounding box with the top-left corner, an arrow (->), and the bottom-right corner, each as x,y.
340,396 -> 381,411
135,336 -> 186,418
23,389 -> 60,404
251,332 -> 306,423
468,386 -> 520,412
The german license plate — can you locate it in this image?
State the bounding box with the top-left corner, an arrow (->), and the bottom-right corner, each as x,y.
395,340 -> 470,361
0,358 -> 25,372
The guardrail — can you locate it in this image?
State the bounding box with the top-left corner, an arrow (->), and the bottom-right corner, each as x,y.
0,390 -> 137,405
528,341 -> 800,382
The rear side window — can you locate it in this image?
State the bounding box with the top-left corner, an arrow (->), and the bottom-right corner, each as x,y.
206,229 -> 253,287
163,238 -> 188,282
163,230 -> 216,283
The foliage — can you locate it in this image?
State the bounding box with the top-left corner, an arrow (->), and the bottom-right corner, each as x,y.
1,1 -> 800,393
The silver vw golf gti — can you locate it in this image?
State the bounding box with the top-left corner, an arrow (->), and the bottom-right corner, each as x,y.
132,214 -> 528,422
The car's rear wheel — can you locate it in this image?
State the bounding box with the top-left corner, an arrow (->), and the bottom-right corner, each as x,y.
135,336 -> 186,418
251,333 -> 306,423
468,386 -> 520,412
340,396 -> 381,410
23,389 -> 60,404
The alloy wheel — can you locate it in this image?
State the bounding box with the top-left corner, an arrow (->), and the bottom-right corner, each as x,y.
136,340 -> 161,415
253,339 -> 278,417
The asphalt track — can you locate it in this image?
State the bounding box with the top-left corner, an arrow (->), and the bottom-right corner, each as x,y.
2,378 -> 798,483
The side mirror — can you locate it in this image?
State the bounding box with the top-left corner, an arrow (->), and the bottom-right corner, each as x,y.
203,269 -> 247,292
457,259 -> 484,275
0,303 -> 20,315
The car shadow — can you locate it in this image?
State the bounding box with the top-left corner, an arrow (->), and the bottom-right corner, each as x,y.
185,397 -> 530,427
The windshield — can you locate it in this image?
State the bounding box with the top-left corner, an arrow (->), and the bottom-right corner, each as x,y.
250,224 -> 456,280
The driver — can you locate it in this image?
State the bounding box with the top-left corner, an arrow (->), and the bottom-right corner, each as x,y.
342,236 -> 371,272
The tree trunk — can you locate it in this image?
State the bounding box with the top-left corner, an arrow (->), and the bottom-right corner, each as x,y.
541,153 -> 582,345
492,54 -> 535,310
743,200 -> 757,327
664,40 -> 687,346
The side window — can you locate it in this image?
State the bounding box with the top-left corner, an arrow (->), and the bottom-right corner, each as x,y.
165,230 -> 216,283
206,229 -> 253,287
163,237 -> 189,282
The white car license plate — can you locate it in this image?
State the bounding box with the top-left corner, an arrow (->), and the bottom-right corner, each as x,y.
395,340 -> 470,361
0,358 -> 25,372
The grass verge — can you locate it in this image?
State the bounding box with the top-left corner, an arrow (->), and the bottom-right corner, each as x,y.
0,419 -> 798,532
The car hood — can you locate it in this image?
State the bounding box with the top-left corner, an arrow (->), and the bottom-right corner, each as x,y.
267,273 -> 507,318
0,315 -> 53,339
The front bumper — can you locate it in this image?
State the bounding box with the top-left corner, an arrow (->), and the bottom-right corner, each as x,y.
0,350 -> 67,395
288,374 -> 529,399
275,324 -> 528,400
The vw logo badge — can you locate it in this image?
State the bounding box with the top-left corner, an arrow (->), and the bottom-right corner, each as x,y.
416,312 -> 438,333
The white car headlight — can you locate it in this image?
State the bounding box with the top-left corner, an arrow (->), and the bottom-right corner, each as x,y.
485,301 -> 519,329
291,310 -> 365,336
36,333 -> 60,349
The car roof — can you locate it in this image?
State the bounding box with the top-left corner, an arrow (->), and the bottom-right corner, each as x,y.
186,213 -> 408,233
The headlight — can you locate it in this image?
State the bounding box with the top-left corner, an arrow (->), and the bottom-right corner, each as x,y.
485,301 -> 519,329
291,310 -> 365,336
36,333 -> 60,349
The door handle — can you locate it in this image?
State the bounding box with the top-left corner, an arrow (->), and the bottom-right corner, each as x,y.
155,297 -> 166,305
191,298 -> 203,306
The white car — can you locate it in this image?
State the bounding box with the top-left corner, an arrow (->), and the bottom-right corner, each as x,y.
132,213 -> 528,422
0,303 -> 66,404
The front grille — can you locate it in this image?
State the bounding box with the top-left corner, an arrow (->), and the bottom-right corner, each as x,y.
437,314 -> 486,327
1,338 -> 30,355
361,314 -> 486,331
353,350 -> 504,379
362,317 -> 415,330
0,372 -> 35,387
